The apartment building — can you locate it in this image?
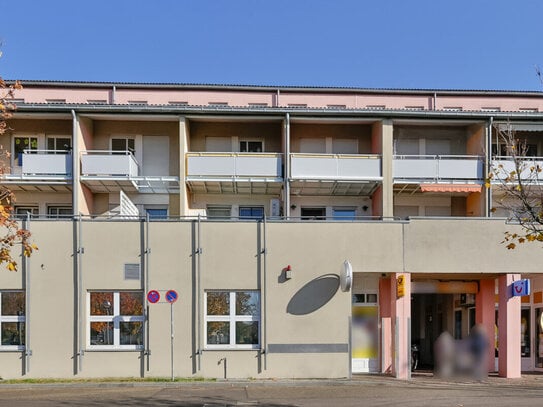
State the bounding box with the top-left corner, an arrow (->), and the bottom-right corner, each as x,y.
1,81 -> 543,379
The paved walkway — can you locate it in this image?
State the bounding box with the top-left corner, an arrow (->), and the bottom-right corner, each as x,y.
1,373 -> 543,406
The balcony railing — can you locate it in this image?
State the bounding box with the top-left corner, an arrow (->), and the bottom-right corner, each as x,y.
491,156 -> 543,181
186,152 -> 283,180
290,153 -> 381,180
81,151 -> 139,177
393,155 -> 483,181
17,150 -> 72,177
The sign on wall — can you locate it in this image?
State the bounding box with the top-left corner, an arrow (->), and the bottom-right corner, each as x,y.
397,275 -> 405,298
513,279 -> 531,297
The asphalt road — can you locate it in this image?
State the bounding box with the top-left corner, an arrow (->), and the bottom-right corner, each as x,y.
0,374 -> 543,406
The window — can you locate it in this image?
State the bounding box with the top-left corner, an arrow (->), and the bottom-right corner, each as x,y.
14,206 -> 39,219
301,207 -> 326,220
443,107 -> 463,111
13,136 -> 38,166
45,99 -> 66,104
47,137 -> 72,154
87,99 -> 107,104
248,103 -> 268,108
207,205 -> 232,219
145,208 -> 168,220
111,138 -> 135,155
239,140 -> 263,152
88,291 -> 144,350
127,100 -> 148,105
48,206 -> 72,218
205,291 -> 260,349
168,101 -> 188,105
333,208 -> 356,220
0,291 -> 25,350
239,206 -> 264,219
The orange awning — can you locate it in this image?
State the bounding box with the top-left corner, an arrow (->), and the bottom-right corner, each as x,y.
420,184 -> 482,193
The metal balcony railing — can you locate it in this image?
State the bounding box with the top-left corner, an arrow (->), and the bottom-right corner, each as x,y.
393,155 -> 483,181
81,150 -> 139,177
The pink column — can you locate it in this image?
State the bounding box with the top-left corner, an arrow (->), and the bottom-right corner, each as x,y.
498,274 -> 521,378
379,277 -> 392,374
475,278 -> 496,373
390,273 -> 411,379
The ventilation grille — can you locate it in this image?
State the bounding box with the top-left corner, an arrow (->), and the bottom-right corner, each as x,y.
124,263 -> 141,280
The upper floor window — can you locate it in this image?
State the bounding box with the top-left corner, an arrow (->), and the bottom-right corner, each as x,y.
240,140 -> 263,153
205,291 -> 260,349
88,291 -> 144,350
0,291 -> 25,350
111,138 -> 135,155
48,206 -> 72,218
47,136 -> 72,154
333,207 -> 356,221
207,205 -> 232,219
239,206 -> 264,219
14,206 -> 39,220
145,208 -> 168,220
301,207 -> 326,220
13,136 -> 38,166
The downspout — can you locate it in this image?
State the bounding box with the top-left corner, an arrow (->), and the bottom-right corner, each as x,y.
433,92 -> 437,110
111,86 -> 116,104
284,113 -> 291,218
487,117 -> 494,217
23,215 -> 31,375
71,110 -> 78,217
142,215 -> 150,375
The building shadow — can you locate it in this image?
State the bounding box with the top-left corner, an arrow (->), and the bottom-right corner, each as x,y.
286,274 -> 340,315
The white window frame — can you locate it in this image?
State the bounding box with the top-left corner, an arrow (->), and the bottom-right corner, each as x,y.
48,206 -> 73,218
12,134 -> 40,168
239,139 -> 264,153
0,291 -> 26,351
110,135 -> 142,165
46,135 -> 72,154
87,291 -> 144,351
204,291 -> 260,350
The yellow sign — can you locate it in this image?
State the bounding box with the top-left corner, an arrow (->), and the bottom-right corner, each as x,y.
397,275 -> 405,298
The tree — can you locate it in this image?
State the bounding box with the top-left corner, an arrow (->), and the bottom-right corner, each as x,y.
487,122 -> 543,249
0,72 -> 36,270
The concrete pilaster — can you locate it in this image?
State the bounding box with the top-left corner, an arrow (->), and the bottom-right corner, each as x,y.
498,273 -> 521,378
379,277 -> 392,374
390,273 -> 411,379
476,278 -> 496,372
380,120 -> 394,218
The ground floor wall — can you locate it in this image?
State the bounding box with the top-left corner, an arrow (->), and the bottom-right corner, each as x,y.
0,218 -> 541,379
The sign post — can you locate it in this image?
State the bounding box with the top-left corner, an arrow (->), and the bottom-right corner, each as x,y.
165,290 -> 178,381
147,289 -> 179,381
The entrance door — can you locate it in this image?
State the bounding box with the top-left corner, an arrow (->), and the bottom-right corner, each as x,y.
351,293 -> 379,373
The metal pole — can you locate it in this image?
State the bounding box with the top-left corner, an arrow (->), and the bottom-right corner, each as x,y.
170,302 -> 174,381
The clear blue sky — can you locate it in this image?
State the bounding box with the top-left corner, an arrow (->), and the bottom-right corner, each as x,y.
1,0 -> 543,91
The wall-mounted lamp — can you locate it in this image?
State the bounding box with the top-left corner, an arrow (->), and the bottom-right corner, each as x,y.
362,205 -> 369,212
284,264 -> 292,280
290,204 -> 297,210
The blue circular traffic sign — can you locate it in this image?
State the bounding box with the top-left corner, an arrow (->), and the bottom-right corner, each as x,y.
165,290 -> 178,303
147,290 -> 160,304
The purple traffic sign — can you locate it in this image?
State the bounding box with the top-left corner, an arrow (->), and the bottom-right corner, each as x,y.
147,290 -> 160,304
165,290 -> 178,303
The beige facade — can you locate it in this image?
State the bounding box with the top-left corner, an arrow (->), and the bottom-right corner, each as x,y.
2,81 -> 543,379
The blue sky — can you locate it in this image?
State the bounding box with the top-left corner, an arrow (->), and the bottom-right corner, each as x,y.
1,0 -> 543,90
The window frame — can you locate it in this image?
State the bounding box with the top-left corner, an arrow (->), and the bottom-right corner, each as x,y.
204,290 -> 260,350
239,139 -> 264,153
0,291 -> 26,351
239,206 -> 264,220
46,136 -> 72,154
87,291 -> 144,351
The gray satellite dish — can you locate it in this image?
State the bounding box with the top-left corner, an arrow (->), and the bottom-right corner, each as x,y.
340,260 -> 352,292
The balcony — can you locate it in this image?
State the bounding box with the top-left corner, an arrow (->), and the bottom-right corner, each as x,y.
80,151 -> 179,193
290,153 -> 382,195
1,150 -> 72,192
393,155 -> 483,193
186,152 -> 283,194
490,156 -> 543,183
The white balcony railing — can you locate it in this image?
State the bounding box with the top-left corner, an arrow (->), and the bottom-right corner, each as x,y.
290,153 -> 381,180
186,152 -> 283,179
393,155 -> 483,180
81,151 -> 139,177
18,150 -> 72,176
491,156 -> 543,181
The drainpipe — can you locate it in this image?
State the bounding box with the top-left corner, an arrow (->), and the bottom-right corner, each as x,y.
23,215 -> 31,375
433,92 -> 437,110
487,117 -> 494,217
284,113 -> 290,218
71,110 -> 78,216
111,86 -> 116,104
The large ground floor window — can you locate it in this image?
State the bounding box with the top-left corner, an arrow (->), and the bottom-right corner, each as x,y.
88,291 -> 144,350
0,291 -> 25,350
205,291 -> 260,349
